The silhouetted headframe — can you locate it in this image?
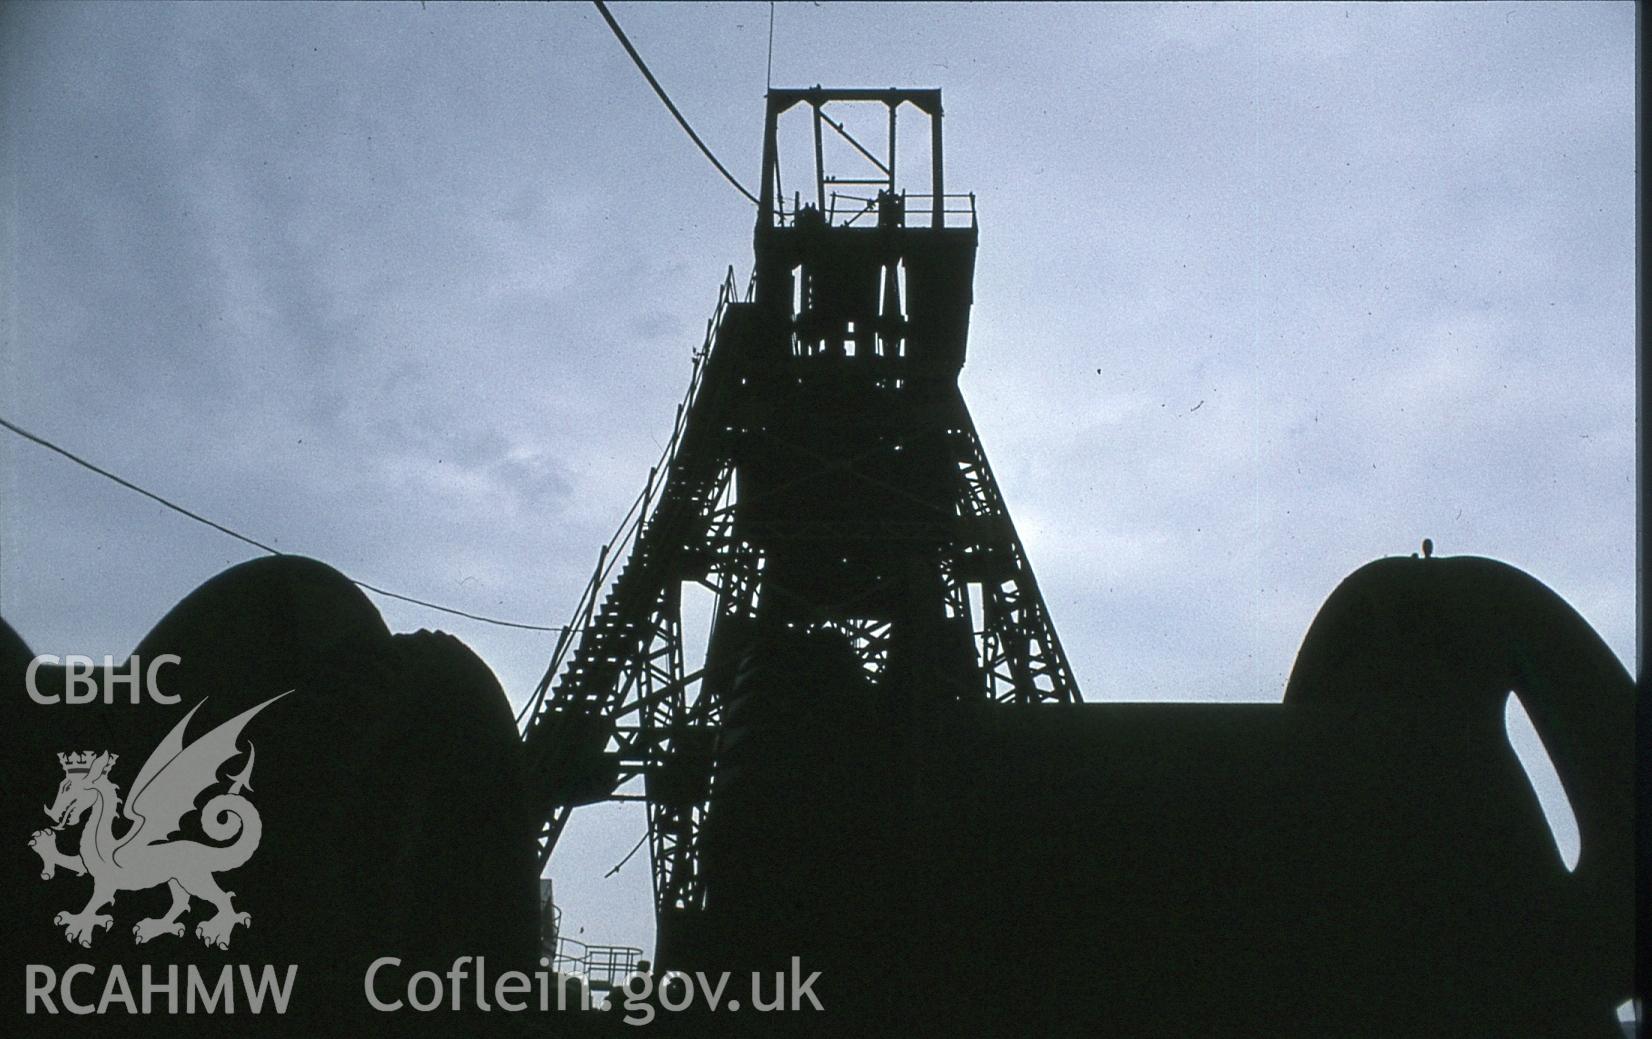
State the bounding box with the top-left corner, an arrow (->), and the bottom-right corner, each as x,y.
521,88 -> 1077,932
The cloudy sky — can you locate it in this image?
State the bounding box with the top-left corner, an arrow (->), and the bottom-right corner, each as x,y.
1,1 -> 1635,956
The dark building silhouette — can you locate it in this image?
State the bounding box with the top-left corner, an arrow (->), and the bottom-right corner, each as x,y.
1,557 -> 540,1037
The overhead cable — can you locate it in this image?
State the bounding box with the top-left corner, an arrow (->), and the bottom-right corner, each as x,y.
592,0 -> 760,205
0,415 -> 567,633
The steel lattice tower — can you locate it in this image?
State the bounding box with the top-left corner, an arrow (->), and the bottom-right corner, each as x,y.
520,88 -> 1078,940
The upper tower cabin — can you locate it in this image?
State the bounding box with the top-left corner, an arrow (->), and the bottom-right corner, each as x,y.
751,88 -> 978,383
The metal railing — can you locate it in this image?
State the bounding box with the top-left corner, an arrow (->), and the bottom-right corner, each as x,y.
772,190 -> 977,230
517,266 -> 744,732
547,936 -> 644,990
540,896 -> 644,990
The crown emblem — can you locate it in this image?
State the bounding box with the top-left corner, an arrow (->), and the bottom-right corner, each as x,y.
57,751 -> 114,774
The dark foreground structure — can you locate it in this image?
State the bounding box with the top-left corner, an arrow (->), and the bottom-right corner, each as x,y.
1,557 -> 540,1037
671,552 -> 1633,1036
1,551 -> 1630,1036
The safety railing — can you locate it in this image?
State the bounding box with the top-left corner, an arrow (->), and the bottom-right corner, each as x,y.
517,266 -> 743,732
548,936 -> 645,989
772,190 -> 977,230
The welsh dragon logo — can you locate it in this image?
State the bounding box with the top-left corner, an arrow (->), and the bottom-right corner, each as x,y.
29,693 -> 289,949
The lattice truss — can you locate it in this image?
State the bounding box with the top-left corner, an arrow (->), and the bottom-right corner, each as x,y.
520,285 -> 1076,920
522,90 -> 1078,921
